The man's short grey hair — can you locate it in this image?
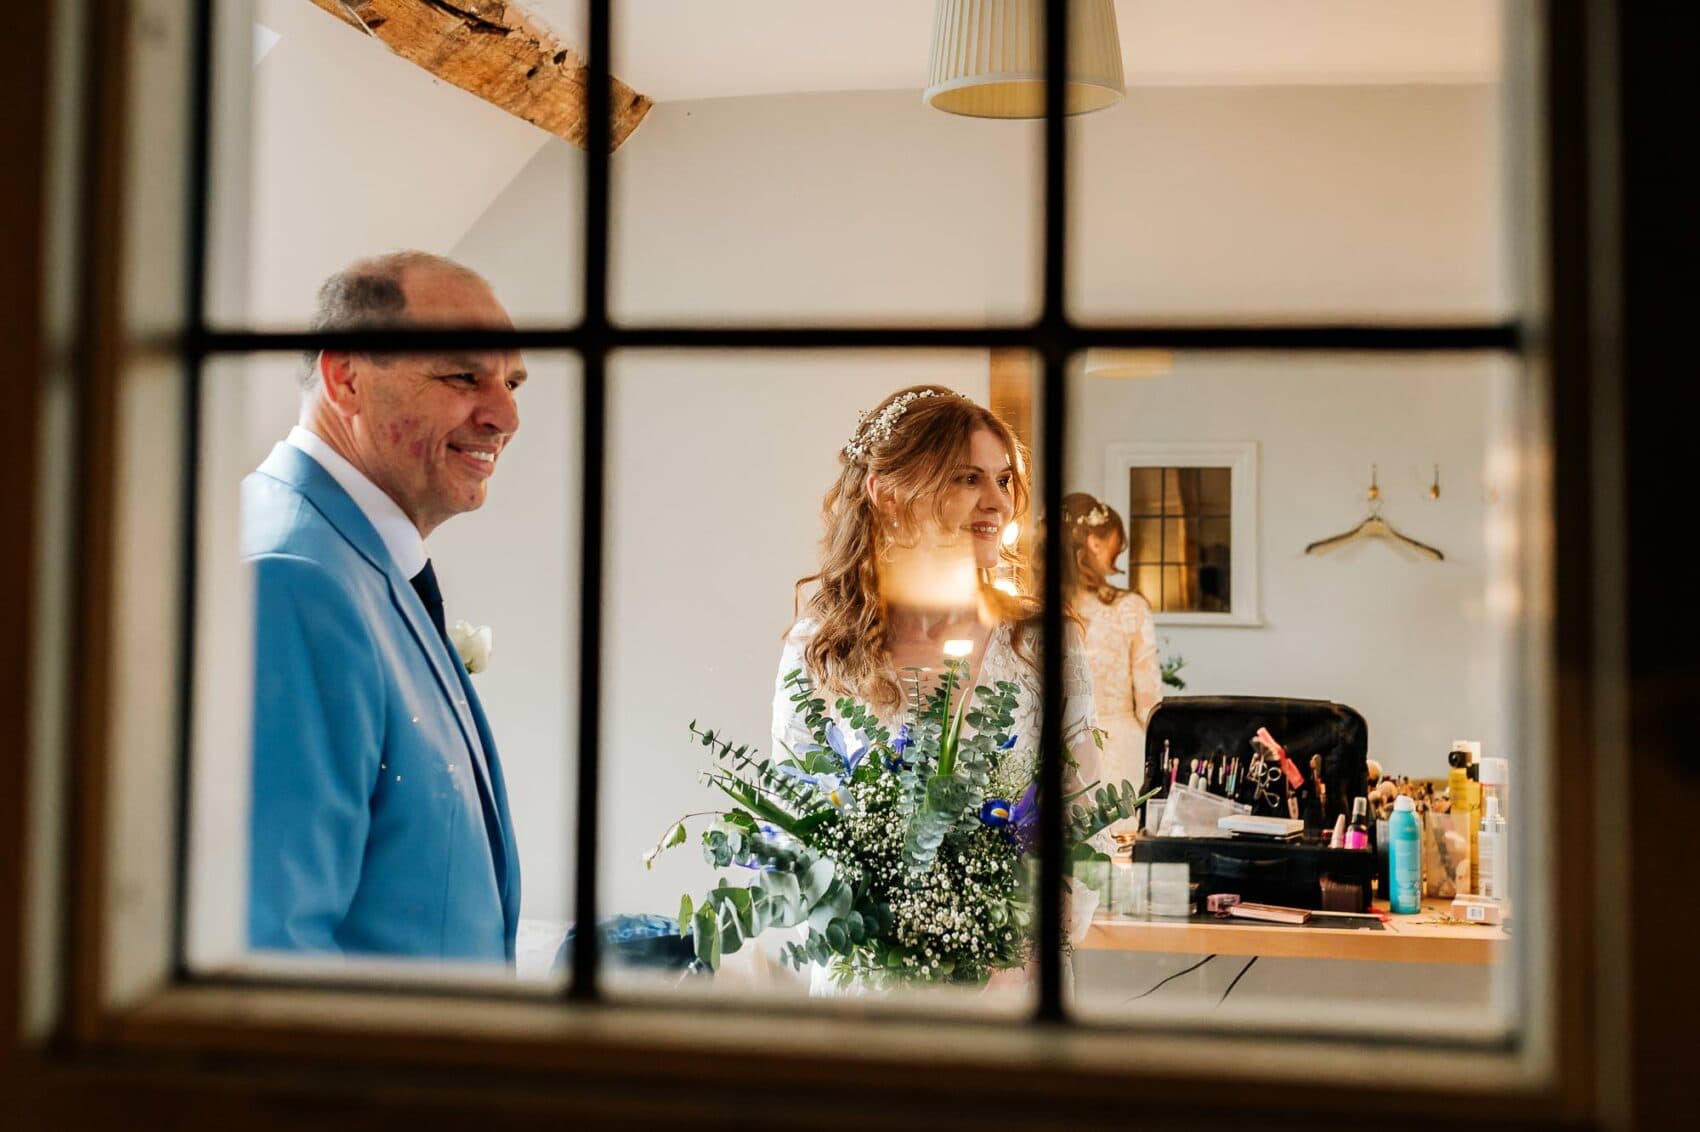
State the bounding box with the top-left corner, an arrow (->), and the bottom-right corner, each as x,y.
300,251 -> 489,389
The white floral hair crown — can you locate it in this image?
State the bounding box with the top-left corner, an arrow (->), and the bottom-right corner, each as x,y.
1075,502 -> 1112,527
842,388 -> 966,462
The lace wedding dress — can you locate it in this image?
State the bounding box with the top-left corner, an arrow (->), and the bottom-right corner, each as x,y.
771,617 -> 1100,997
1073,590 -> 1164,800
771,617 -> 1099,778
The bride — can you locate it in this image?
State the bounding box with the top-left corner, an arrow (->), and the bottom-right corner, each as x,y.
771,385 -> 1098,990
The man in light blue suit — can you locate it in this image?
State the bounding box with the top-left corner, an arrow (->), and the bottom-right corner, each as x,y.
244,252 -> 526,962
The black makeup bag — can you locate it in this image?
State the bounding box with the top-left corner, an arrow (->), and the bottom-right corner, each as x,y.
1133,696 -> 1376,912
1140,695 -> 1370,832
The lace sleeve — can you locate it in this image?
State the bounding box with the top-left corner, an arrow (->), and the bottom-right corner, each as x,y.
1126,595 -> 1164,728
1060,622 -> 1100,790
1061,621 -> 1098,734
771,622 -> 818,759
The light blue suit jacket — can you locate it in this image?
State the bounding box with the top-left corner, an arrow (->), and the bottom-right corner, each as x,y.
243,443 -> 520,962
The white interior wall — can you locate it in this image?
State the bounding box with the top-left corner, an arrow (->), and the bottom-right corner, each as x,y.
607,85 -> 1505,325
194,65 -> 1513,945
1069,84 -> 1508,319
229,0 -> 553,329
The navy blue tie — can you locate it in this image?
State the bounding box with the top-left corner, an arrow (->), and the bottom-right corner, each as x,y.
409,560 -> 449,646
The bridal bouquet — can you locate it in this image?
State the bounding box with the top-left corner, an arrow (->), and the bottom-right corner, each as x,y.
650,661 -> 1154,988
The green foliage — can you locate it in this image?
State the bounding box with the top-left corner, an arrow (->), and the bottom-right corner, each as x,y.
902,809 -> 954,872
689,719 -> 829,836
1160,650 -> 1187,690
782,669 -> 832,748
1063,778 -> 1160,849
670,664 -> 1153,986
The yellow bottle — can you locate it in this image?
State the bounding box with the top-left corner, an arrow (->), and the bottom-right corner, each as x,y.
1465,763 -> 1482,894
1447,744 -> 1477,894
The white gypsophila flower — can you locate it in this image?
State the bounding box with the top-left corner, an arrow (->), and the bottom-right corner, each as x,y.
811,771 -> 1026,982
989,750 -> 1038,798
449,620 -> 493,674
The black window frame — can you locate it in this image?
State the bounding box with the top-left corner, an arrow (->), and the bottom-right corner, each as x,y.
172,0 -> 1523,1032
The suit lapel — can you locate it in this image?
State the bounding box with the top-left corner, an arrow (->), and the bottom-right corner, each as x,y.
257,444 -> 510,894
387,578 -> 510,896
457,666 -> 519,924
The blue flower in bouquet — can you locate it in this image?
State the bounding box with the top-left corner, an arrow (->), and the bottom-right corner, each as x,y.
816,773 -> 854,811
1009,782 -> 1041,854
885,723 -> 914,771
757,822 -> 801,851
998,733 -> 1019,751
778,763 -> 856,811
979,783 -> 1040,849
800,721 -> 874,776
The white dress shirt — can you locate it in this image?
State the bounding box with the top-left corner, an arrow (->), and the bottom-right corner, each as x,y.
286,425 -> 428,579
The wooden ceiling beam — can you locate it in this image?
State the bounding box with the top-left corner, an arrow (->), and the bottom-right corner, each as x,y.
308,1 -> 651,151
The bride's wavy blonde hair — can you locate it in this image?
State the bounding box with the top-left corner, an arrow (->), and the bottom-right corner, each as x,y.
792,384 -> 1036,713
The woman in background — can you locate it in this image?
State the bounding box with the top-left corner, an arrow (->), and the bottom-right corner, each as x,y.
1057,492 -> 1164,798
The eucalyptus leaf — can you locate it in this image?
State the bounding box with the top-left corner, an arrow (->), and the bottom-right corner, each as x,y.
693,903 -> 720,968
802,858 -> 835,905
714,882 -> 752,915
925,776 -> 970,814
763,866 -> 800,901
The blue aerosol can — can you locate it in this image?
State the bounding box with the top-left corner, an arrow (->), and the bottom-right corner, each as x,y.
1388,794 -> 1423,914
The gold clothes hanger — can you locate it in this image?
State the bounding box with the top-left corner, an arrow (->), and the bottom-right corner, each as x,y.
1304,465 -> 1445,562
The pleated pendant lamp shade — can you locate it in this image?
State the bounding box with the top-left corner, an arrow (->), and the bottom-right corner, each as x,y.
925,0 -> 1125,118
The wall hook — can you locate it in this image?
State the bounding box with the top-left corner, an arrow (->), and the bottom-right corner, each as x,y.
1429,464 -> 1441,500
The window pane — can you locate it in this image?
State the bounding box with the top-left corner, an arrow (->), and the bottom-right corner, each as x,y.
1066,350 -> 1534,1043
1198,562 -> 1229,613
1070,1 -> 1509,322
1162,469 -> 1182,512
205,0 -> 584,330
1160,564 -> 1187,609
1129,517 -> 1163,565
1162,519 -> 1187,564
187,348 -> 580,990
1198,515 -> 1230,557
608,10 -> 1040,325
602,351 -> 1052,1014
1175,467 -> 1202,510
1132,564 -> 1164,610
1129,467 -> 1164,515
1198,468 -> 1232,515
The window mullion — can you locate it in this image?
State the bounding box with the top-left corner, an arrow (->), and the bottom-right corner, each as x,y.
568,0 -> 612,1005
171,0 -> 217,978
1035,0 -> 1071,1026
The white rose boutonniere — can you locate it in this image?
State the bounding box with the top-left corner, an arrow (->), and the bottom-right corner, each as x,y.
449,620 -> 493,674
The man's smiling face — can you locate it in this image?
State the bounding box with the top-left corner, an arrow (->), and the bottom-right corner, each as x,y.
335,266 -> 526,537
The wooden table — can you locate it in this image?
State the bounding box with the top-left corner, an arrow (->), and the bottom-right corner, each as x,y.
1080,899 -> 1506,965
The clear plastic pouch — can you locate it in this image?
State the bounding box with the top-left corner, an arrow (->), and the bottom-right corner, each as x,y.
1423,809 -> 1473,898
1155,781 -> 1250,839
